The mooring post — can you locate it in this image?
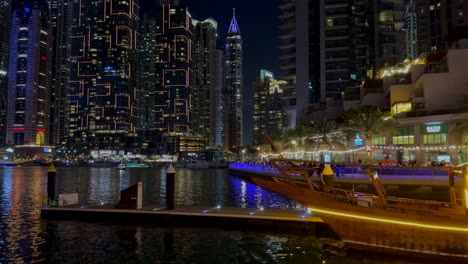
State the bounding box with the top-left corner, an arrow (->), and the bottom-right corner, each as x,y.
323,164 -> 334,188
47,164 -> 57,206
137,182 -> 143,209
166,164 -> 176,210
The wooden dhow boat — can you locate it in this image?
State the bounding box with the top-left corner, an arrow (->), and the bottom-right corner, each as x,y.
251,158 -> 468,259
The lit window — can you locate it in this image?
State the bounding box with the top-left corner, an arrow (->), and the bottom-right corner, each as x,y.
423,134 -> 447,144
391,101 -> 412,116
372,137 -> 386,146
392,127 -> 414,145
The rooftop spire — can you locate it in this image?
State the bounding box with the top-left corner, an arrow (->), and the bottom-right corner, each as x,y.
227,8 -> 240,35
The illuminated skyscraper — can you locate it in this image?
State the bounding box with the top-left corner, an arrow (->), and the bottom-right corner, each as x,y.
193,18 -> 218,148
6,5 -> 52,145
139,15 -> 157,131
214,49 -> 224,148
224,8 -> 243,150
153,2 -> 193,134
0,0 -> 11,145
69,0 -> 140,151
49,0 -> 72,146
252,70 -> 287,145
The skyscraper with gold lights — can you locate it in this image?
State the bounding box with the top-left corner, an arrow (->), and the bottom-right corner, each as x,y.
153,1 -> 193,135
69,0 -> 140,151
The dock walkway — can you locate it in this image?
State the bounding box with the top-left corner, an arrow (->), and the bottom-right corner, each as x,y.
41,205 -> 324,232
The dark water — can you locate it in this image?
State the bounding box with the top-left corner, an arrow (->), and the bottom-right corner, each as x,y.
0,167 -> 435,263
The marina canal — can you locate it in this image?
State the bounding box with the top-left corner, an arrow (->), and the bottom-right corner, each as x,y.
0,167 -> 443,263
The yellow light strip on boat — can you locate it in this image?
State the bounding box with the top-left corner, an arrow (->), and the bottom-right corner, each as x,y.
465,189 -> 468,210
464,165 -> 468,209
308,207 -> 468,232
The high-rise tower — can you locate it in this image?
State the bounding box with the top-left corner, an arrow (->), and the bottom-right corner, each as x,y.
224,8 -> 243,151
49,0 -> 73,146
214,49 -> 224,148
153,2 -> 193,135
139,15 -> 157,131
193,18 -> 218,148
0,0 -> 11,146
69,0 -> 140,151
6,5 -> 52,145
278,0 -> 405,126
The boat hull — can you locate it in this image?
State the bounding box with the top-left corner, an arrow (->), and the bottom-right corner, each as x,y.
251,177 -> 468,259
322,215 -> 468,259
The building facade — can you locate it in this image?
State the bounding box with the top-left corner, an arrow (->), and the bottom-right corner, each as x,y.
278,0 -> 321,128
193,18 -> 218,148
415,0 -> 468,53
279,0 -> 406,127
68,0 -> 140,153
6,5 -> 52,146
404,0 -> 418,59
153,2 -> 193,135
224,9 -> 243,151
49,0 -> 72,146
0,0 -> 11,146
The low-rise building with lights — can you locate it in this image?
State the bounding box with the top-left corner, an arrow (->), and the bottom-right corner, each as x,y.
164,134 -> 207,159
347,33 -> 468,165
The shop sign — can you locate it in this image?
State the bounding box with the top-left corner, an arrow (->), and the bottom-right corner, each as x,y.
426,125 -> 441,133
354,134 -> 363,146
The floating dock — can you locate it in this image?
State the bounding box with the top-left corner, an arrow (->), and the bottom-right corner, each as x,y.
41,205 -> 327,233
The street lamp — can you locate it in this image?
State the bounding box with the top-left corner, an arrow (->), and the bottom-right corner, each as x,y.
241,149 -> 246,163
291,140 -> 297,159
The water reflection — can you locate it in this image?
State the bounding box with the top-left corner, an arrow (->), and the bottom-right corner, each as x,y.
229,175 -> 302,210
0,167 -> 432,263
0,168 -> 45,262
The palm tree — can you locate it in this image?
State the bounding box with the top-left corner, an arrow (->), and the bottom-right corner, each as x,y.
344,105 -> 390,158
310,119 -> 345,161
282,125 -> 316,159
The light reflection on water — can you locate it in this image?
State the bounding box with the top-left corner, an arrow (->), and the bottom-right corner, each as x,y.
0,167 -> 433,263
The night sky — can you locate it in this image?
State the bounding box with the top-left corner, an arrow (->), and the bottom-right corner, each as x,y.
141,0 -> 281,145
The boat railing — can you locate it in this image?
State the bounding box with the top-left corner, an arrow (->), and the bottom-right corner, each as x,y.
229,163 -> 280,174
230,162 -> 453,180
335,166 -> 451,178
266,158 -> 455,178
319,191 -> 444,217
